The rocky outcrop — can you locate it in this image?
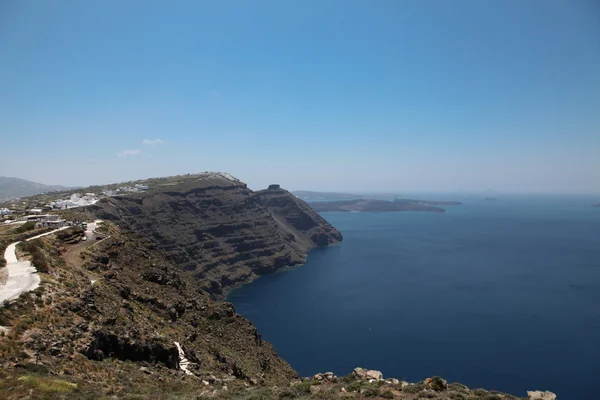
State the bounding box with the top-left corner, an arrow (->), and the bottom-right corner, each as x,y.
528,391 -> 557,400
88,176 -> 342,297
307,368 -> 556,399
252,186 -> 343,248
352,367 -> 383,381
85,330 -> 180,368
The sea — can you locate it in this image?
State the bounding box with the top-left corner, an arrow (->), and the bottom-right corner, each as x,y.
228,194 -> 600,400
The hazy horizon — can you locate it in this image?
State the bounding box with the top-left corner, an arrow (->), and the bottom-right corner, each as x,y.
3,173 -> 600,197
1,1 -> 599,194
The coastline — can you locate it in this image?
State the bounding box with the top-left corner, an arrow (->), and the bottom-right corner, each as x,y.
224,240 -> 343,302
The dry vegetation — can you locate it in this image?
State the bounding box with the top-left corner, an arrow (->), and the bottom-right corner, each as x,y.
0,223 -> 53,269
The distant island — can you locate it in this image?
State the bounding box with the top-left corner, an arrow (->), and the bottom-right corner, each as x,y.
592,203 -> 600,207
484,197 -> 499,201
309,198 -> 461,213
293,190 -> 397,201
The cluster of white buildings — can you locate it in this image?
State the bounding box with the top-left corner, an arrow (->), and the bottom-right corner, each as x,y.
50,193 -> 99,209
0,208 -> 12,216
102,184 -> 149,196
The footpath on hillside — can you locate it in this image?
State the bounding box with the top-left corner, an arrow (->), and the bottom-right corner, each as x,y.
0,227 -> 70,304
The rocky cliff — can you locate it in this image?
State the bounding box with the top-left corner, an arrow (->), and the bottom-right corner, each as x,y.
0,174 -> 554,399
0,222 -> 299,399
88,176 -> 342,298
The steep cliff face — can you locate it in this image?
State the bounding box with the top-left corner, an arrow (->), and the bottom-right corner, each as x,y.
0,222 -> 298,398
253,186 -> 343,247
88,176 -> 342,297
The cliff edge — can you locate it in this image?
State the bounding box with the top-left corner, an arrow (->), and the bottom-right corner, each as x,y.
88,176 -> 342,298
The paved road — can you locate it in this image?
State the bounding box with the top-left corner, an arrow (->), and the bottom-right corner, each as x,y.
0,226 -> 70,304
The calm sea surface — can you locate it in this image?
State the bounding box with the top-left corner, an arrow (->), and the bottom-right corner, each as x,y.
228,195 -> 600,399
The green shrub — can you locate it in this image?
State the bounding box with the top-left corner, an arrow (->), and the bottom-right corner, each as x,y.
430,376 -> 446,391
278,380 -> 314,398
448,383 -> 469,393
14,222 -> 37,234
346,380 -> 365,392
15,363 -> 49,374
402,383 -> 424,393
18,240 -> 49,273
477,395 -> 503,400
56,227 -> 84,242
17,375 -> 77,394
361,386 -> 380,397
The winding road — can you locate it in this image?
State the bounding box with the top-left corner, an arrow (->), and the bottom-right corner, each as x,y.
0,226 -> 70,304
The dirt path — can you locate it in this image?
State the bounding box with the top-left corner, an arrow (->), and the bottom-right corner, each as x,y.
0,227 -> 70,305
62,221 -> 103,283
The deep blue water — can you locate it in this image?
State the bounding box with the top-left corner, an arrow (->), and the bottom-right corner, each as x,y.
228,195 -> 600,400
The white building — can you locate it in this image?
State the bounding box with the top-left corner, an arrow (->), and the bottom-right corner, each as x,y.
102,189 -> 118,196
21,214 -> 60,223
117,186 -> 142,193
50,193 -> 99,209
0,208 -> 12,215
39,219 -> 66,228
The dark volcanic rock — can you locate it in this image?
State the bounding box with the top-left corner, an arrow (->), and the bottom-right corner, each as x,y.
253,187 -> 343,247
86,331 -> 180,368
89,176 -> 341,297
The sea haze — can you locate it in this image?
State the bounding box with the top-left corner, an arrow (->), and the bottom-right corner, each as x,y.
228,194 -> 600,400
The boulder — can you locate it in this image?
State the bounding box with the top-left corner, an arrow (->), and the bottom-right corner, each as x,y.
313,372 -> 336,381
352,367 -> 367,379
352,367 -> 383,381
527,391 -> 557,400
387,378 -> 400,385
366,369 -> 383,380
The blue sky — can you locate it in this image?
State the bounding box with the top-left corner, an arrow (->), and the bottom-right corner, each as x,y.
1,0 -> 599,193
